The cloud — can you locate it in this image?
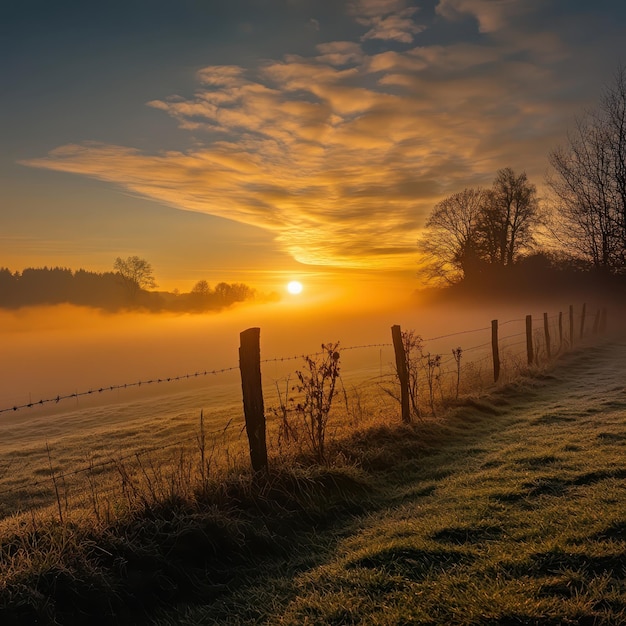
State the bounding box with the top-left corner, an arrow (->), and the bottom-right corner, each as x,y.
358,9 -> 425,43
348,0 -> 408,18
23,3 -> 585,269
436,0 -> 533,34
315,41 -> 364,66
348,0 -> 424,43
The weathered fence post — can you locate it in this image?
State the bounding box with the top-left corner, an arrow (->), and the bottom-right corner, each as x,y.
600,308 -> 608,333
391,325 -> 411,424
543,312 -> 551,360
592,309 -> 601,335
491,319 -> 500,383
580,302 -> 586,339
569,304 -> 574,348
526,315 -> 534,366
558,311 -> 563,351
239,327 -> 268,473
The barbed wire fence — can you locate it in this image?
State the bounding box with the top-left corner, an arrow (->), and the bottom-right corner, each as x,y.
0,303 -> 606,522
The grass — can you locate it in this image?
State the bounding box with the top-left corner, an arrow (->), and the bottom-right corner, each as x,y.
0,314 -> 530,519
1,335 -> 625,624
151,338 -> 626,626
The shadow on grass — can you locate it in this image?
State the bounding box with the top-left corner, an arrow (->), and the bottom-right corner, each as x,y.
431,523 -> 505,545
3,343 -> 620,625
349,546 -> 472,580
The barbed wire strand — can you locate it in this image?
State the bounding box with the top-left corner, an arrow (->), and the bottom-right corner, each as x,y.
0,366 -> 241,415
260,343 -> 392,365
0,308 -> 595,507
0,311 -> 589,416
0,343 -> 395,415
423,326 -> 491,342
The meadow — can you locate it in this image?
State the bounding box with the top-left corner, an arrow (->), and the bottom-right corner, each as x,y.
0,300 -> 558,520
157,337 -> 626,625
0,299 -> 620,624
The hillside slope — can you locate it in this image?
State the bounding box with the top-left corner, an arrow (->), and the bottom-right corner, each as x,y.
156,337 -> 626,625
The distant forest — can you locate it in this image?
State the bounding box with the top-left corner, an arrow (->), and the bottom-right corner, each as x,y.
417,251 -> 626,306
0,265 -> 262,312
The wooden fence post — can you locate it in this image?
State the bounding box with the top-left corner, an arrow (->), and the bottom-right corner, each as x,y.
526,315 -> 534,366
592,309 -> 601,335
391,325 -> 411,424
580,302 -> 586,339
543,312 -> 551,360
491,319 -> 500,383
600,308 -> 608,333
558,312 -> 563,351
569,304 -> 574,348
239,327 -> 268,473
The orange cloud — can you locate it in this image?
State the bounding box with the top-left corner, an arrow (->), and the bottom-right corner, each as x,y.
22,3 -> 575,270
315,41 -> 364,66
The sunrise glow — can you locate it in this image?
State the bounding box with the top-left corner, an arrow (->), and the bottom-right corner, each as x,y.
286,280 -> 303,295
3,4 -> 626,623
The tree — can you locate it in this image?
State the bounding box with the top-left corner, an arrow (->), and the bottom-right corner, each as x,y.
214,282 -> 255,305
417,169 -> 541,284
189,279 -> 212,310
417,187 -> 487,283
190,280 -> 211,297
113,256 -> 157,300
547,66 -> 626,272
477,168 -> 540,266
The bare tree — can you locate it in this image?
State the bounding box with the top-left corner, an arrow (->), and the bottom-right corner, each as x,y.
417,187 -> 487,283
477,168 -> 540,266
547,66 -> 626,272
418,169 -> 541,283
113,256 -> 157,300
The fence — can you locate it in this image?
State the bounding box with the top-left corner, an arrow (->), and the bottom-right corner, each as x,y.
0,302 -> 607,522
239,303 -> 608,471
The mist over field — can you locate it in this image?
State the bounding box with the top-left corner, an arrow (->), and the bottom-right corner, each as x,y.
0,291 -> 621,527
0,293 -> 614,413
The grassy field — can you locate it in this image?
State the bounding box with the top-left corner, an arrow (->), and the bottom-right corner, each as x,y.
153,337 -> 626,625
0,308 -> 558,521
1,334 -> 625,624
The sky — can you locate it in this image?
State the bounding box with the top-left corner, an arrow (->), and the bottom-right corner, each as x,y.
3,0 -> 626,299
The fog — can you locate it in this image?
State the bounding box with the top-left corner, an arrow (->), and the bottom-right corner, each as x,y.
0,294 -> 595,414
0,292 -> 619,518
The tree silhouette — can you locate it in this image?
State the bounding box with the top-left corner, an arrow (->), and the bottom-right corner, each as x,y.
417,188 -> 487,283
418,169 -> 541,284
113,256 -> 157,300
477,168 -> 540,267
191,280 -> 211,297
0,265 -> 258,312
548,65 -> 626,273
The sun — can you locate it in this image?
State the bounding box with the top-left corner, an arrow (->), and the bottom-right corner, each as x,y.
286,280 -> 303,295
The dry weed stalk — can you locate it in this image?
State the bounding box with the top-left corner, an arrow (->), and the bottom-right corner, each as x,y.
293,343 -> 341,463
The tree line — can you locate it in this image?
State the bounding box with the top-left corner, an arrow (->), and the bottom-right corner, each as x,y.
418,66 -> 626,298
0,257 -> 259,312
